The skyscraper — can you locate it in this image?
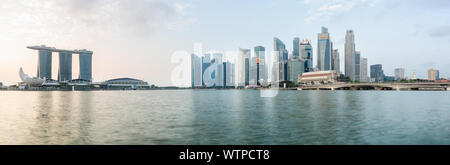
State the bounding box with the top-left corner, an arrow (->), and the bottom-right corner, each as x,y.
79,51 -> 93,81
202,53 -> 212,87
370,64 -> 384,82
273,38 -> 288,83
238,48 -> 250,87
213,53 -> 224,86
361,57 -> 368,82
287,57 -> 304,84
331,49 -> 340,73
254,46 -> 266,85
345,30 -> 356,80
300,40 -> 313,72
37,49 -> 52,80
58,51 -> 72,81
354,51 -> 361,81
394,68 -> 405,81
293,37 -> 300,58
428,69 -> 439,80
317,27 -> 331,71
224,62 -> 235,87
191,53 -> 202,87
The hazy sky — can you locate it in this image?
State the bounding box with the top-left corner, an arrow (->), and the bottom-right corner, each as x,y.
1,0 -> 449,86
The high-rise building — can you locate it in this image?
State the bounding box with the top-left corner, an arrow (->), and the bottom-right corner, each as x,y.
273,37 -> 288,83
213,53 -> 224,86
58,51 -> 72,81
37,49 -> 52,80
428,69 -> 440,80
412,71 -> 417,79
224,62 -> 235,87
354,51 -> 361,81
331,49 -> 340,73
360,57 -> 368,82
300,40 -> 313,72
79,51 -> 93,81
370,64 -> 384,82
287,57 -> 304,84
238,48 -> 251,87
293,37 -> 300,58
394,68 -> 405,81
345,30 -> 356,80
254,46 -> 266,85
202,53 -> 212,87
317,27 -> 331,71
191,54 -> 202,87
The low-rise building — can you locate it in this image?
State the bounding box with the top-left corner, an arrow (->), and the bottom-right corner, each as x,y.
298,70 -> 338,85
102,78 -> 150,90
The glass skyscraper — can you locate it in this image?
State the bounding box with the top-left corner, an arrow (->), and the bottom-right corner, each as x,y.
317,27 -> 331,71
37,49 -> 52,80
238,48 -> 250,87
331,49 -> 340,73
287,57 -> 304,84
355,51 -> 361,81
273,38 -> 288,83
300,40 -> 313,72
370,64 -> 384,82
293,37 -> 300,58
79,51 -> 93,81
58,51 -> 72,81
254,46 -> 266,85
345,30 -> 356,80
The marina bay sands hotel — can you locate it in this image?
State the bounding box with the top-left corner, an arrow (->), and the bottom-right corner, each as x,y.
27,45 -> 93,82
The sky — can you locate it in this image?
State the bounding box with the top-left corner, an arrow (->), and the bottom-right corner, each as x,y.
0,0 -> 449,86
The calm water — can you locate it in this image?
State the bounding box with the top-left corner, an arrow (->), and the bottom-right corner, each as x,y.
0,90 -> 449,145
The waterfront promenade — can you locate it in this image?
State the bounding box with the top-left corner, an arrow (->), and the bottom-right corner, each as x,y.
299,82 -> 450,91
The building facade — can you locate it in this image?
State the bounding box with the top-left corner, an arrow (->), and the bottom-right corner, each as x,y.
354,51 -> 361,81
317,27 -> 331,71
238,48 -> 251,87
288,57 -> 304,84
300,40 -> 313,72
331,49 -> 340,73
360,57 -> 368,82
370,64 -> 384,82
428,69 -> 439,80
345,30 -> 356,80
394,68 -> 405,81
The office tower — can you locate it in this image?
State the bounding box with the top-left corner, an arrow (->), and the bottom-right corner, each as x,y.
224,62 -> 235,87
213,53 -> 224,86
317,27 -> 331,71
370,64 -> 384,82
300,40 -> 313,72
58,51 -> 72,81
202,54 -> 212,87
428,69 -> 439,80
394,68 -> 405,81
361,57 -> 368,82
412,72 -> 417,79
254,46 -> 266,85
238,48 -> 250,87
293,37 -> 300,58
331,49 -> 340,73
37,49 -> 52,80
191,54 -> 202,87
287,57 -> 304,84
79,51 -> 93,81
249,56 -> 258,85
273,37 -> 288,83
345,30 -> 356,80
354,51 -> 361,81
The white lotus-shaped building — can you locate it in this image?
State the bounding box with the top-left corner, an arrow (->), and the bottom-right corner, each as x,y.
19,67 -> 45,86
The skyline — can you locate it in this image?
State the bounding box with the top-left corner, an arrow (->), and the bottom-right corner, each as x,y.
1,0 -> 450,86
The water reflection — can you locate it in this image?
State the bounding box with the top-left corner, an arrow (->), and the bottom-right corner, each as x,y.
1,90 -> 450,144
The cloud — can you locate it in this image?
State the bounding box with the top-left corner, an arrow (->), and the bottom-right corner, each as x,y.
0,0 -> 196,39
428,25 -> 450,38
304,0 -> 376,24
